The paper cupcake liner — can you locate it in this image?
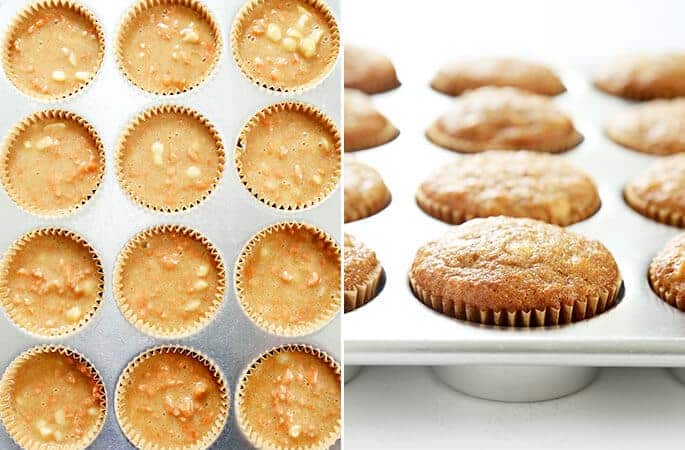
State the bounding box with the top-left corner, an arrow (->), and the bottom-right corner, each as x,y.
114,224 -> 226,339
593,79 -> 682,101
415,186 -> 600,227
115,104 -> 225,214
235,344 -> 341,450
115,345 -> 229,450
0,345 -> 107,450
624,186 -> 685,228
344,121 -> 399,152
2,0 -> 105,102
115,0 -> 222,97
235,101 -> 342,211
1,109 -> 105,218
426,122 -> 584,154
344,261 -> 382,313
230,0 -> 340,95
409,274 -> 622,327
0,227 -> 104,339
234,221 -> 341,337
344,190 -> 391,223
649,267 -> 685,311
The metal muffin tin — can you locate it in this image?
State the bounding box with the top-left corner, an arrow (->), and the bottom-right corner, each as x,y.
0,0 -> 341,447
343,56 -> 685,399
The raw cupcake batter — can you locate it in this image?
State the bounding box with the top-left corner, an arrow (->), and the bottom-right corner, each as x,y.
118,2 -> 219,93
4,3 -> 103,98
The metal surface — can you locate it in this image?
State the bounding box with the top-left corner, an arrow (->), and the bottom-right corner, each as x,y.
0,0 -> 341,448
343,36 -> 685,366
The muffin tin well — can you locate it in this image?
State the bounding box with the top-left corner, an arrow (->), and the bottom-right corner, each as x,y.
0,0 -> 341,448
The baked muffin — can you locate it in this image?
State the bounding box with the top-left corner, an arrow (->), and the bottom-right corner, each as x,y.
114,225 -> 225,338
116,0 -> 221,95
624,154 -> 685,227
3,1 -> 104,100
344,89 -> 399,151
116,346 -> 229,450
235,222 -> 340,336
236,345 -> 341,450
116,105 -> 224,213
0,228 -> 103,338
1,109 -> 104,216
344,233 -> 382,312
231,0 -> 340,93
416,150 -> 600,226
426,86 -> 582,153
650,233 -> 685,311
409,217 -> 622,327
431,57 -> 565,96
0,346 -> 106,449
344,44 -> 400,94
594,53 -> 685,100
606,98 -> 685,155
235,102 -> 341,210
344,158 -> 391,222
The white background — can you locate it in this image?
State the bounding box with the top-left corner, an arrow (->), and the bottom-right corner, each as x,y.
343,0 -> 685,448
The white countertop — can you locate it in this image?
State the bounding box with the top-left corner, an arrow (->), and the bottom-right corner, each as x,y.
344,367 -> 685,449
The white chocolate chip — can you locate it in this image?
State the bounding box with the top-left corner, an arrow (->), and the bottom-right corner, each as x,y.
36,136 -> 56,149
43,122 -> 66,132
298,37 -> 316,58
196,264 -> 209,277
193,279 -> 208,291
60,47 -> 70,56
151,141 -> 164,166
266,23 -> 282,42
312,174 -> 322,185
23,141 -> 32,148
184,299 -> 201,312
157,22 -> 169,30
65,306 -> 82,322
54,409 -> 66,426
296,12 -> 310,30
51,70 -> 66,81
294,164 -> 303,181
286,27 -> 303,39
74,71 -> 90,81
139,42 -> 146,49
282,37 -> 297,52
68,52 -> 77,67
309,28 -> 324,44
276,353 -> 289,364
180,25 -> 200,44
87,407 -> 99,416
36,420 -> 53,438
74,279 -> 96,296
54,431 -> 64,442
280,270 -> 294,282
289,424 -> 302,438
186,165 -> 201,178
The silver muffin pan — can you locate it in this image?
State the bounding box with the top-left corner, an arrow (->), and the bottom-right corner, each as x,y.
343,57 -> 685,398
0,0 -> 341,447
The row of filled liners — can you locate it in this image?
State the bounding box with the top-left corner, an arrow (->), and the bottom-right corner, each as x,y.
342,48 -> 685,325
0,101 -> 341,216
0,343 -> 341,450
0,222 -> 340,339
3,0 -> 340,101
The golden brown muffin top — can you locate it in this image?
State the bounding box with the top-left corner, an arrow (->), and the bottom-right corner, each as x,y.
410,217 -> 620,312
431,57 -> 565,96
344,88 -> 398,151
428,87 -> 581,152
344,158 -> 390,216
606,98 -> 685,155
344,44 -> 399,94
418,151 -> 599,226
594,53 -> 685,100
625,154 -> 685,215
343,233 -> 379,291
650,233 -> 685,304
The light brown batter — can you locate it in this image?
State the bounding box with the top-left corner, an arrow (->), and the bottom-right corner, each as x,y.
236,103 -> 340,209
118,349 -> 227,448
2,111 -> 104,215
1,348 -> 105,447
233,0 -> 339,91
237,223 -> 340,335
238,348 -> 340,449
117,106 -> 224,212
0,230 -> 102,337
115,227 -> 224,337
4,3 -> 103,99
118,1 -> 220,94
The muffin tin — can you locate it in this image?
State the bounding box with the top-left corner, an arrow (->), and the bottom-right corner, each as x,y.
0,0 -> 341,447
344,62 -> 685,400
